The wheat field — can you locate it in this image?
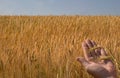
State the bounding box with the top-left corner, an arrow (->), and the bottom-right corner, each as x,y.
0,16 -> 120,78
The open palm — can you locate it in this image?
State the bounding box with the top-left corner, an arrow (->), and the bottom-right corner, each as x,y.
77,40 -> 117,78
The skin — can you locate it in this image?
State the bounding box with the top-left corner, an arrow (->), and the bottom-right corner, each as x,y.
77,40 -> 117,78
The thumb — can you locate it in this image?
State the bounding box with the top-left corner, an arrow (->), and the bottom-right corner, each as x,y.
77,57 -> 89,67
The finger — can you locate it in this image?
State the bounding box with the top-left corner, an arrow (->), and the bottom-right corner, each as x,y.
91,40 -> 100,57
100,56 -> 113,64
82,41 -> 91,61
100,48 -> 113,64
86,40 -> 96,57
101,48 -> 107,56
95,49 -> 101,57
86,40 -> 94,48
77,57 -> 90,67
100,48 -> 107,63
91,40 -> 97,46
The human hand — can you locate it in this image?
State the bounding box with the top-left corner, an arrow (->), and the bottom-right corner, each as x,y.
77,40 -> 117,78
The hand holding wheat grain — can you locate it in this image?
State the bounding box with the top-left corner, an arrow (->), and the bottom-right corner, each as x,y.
77,40 -> 117,78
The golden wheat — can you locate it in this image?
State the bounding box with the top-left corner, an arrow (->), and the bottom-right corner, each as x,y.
0,16 -> 120,78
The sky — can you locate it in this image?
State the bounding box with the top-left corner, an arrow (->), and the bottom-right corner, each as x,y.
0,0 -> 120,15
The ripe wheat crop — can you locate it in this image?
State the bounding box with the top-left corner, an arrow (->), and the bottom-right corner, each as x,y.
0,16 -> 120,78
